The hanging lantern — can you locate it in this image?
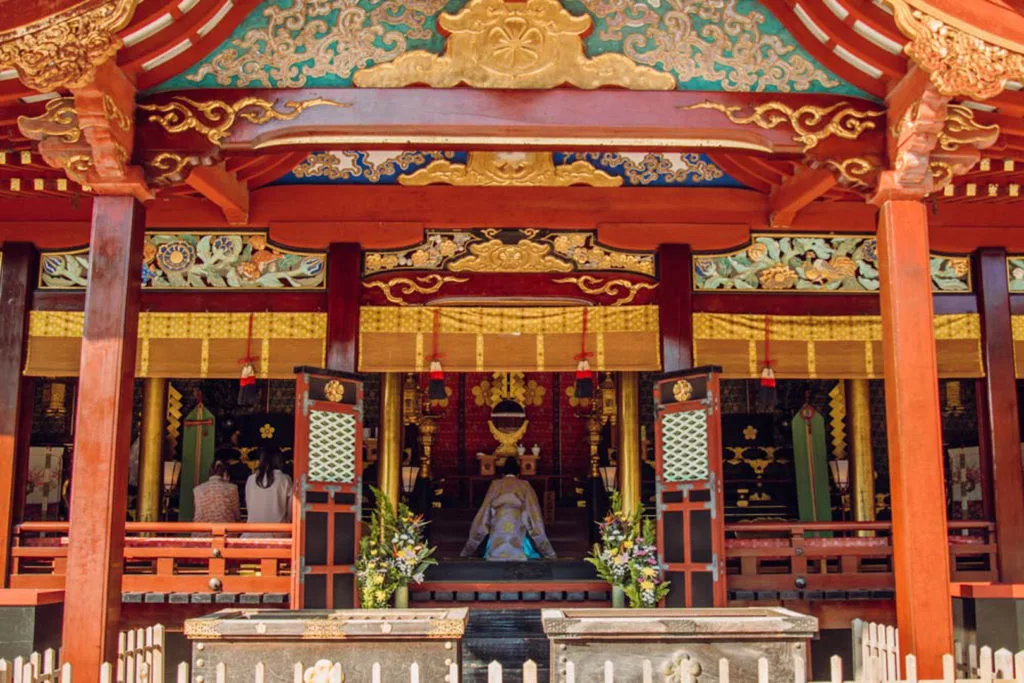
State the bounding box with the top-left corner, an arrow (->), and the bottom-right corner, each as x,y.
237,313 -> 260,407
427,309 -> 447,401
428,359 -> 447,400
758,315 -> 777,410
574,309 -> 595,398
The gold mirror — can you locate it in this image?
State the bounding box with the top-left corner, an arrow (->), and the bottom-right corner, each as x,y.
489,398 -> 528,458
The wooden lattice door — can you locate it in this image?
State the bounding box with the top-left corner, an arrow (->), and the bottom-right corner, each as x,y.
291,368 -> 363,609
654,366 -> 726,607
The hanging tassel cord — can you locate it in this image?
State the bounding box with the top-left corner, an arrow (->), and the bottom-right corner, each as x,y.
239,312 -> 259,389
575,309 -> 594,371
761,315 -> 776,387
429,309 -> 444,379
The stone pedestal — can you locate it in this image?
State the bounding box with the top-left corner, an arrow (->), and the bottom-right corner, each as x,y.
185,608 -> 467,683
541,607 -> 817,683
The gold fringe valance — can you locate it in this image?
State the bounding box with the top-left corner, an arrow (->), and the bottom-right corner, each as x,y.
694,313 -> 983,379
359,305 -> 660,372
25,312 -> 327,379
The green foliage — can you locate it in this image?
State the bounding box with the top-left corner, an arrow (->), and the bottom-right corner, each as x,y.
586,492 -> 669,608
356,487 -> 437,608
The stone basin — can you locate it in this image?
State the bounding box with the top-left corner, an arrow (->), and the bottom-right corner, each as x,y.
541,606 -> 817,682
184,608 -> 467,683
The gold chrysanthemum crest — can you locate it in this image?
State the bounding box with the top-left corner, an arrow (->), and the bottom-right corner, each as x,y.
353,0 -> 675,90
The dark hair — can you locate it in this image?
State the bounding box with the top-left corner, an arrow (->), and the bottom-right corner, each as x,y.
210,460 -> 229,478
256,446 -> 281,488
215,447 -> 240,463
500,457 -> 520,477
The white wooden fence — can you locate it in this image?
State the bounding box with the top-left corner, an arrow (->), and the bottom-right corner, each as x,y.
2,623 -> 1023,683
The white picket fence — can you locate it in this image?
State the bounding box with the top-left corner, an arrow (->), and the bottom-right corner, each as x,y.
4,623 -> 1024,683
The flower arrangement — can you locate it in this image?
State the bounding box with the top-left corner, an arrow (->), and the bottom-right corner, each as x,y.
586,492 -> 670,608
356,488 -> 436,608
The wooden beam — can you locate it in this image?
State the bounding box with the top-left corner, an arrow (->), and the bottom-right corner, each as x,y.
138,89 -> 885,158
0,243 -> 34,587
658,244 -> 693,372
976,247 -> 1024,582
876,198 -> 954,675
769,168 -> 838,227
325,243 -> 360,372
61,196 -> 144,677
185,162 -> 250,225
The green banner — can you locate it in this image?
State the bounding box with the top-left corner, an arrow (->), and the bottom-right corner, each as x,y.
791,404 -> 832,527
178,404 -> 216,521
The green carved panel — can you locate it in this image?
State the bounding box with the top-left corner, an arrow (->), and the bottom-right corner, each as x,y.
155,0 -> 868,96
694,235 -> 971,294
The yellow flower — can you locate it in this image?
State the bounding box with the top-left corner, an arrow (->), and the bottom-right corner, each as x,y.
622,540 -> 633,550
640,580 -> 655,591
411,249 -> 430,267
438,239 -> 458,257
248,235 -> 268,251
746,242 -> 768,263
371,574 -> 384,585
641,567 -> 657,577
757,263 -> 798,290
374,590 -> 387,602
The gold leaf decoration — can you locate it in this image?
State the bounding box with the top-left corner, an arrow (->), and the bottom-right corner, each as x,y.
0,0 -> 139,91
144,153 -> 203,186
139,96 -> 350,147
827,382 -> 847,459
186,0 -> 446,88
686,101 -> 884,152
17,98 -> 81,143
889,0 -> 1024,100
553,275 -> 658,305
398,152 -> 623,187
824,157 -> 881,191
448,239 -> 574,273
939,104 -> 1000,153
578,0 -> 840,92
103,95 -> 132,133
352,0 -> 675,90
362,274 -> 469,305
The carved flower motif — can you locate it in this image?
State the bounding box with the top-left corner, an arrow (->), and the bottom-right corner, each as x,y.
251,249 -> 281,266
248,235 -> 268,251
553,235 -> 571,254
1013,267 -> 1024,281
438,239 -> 459,257
364,253 -> 384,272
489,18 -> 544,74
142,241 -> 157,264
746,243 -> 768,263
212,235 -> 241,258
411,249 -> 431,267
303,660 -> 336,683
862,239 -> 878,262
950,258 -> 969,278
259,423 -> 275,439
694,258 -> 717,278
156,242 -> 196,273
758,263 -> 798,290
237,261 -> 261,281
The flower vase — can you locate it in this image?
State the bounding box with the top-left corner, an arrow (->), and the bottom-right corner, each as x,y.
394,585 -> 409,609
612,585 -> 626,608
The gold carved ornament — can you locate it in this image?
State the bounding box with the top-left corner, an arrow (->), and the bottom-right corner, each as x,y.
448,239 -> 574,273
0,0 -> 139,92
889,0 -> 1024,100
352,0 -> 675,90
939,104 -> 1000,153
17,98 -> 81,143
139,96 -> 351,147
672,379 -> 693,402
102,95 -> 132,133
824,157 -> 881,191
398,152 -> 622,187
685,101 -> 884,153
552,275 -> 658,305
324,380 -> 345,403
144,153 -> 204,186
362,274 -> 469,305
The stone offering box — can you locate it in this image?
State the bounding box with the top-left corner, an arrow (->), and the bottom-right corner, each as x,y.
541,607 -> 817,683
184,608 -> 467,683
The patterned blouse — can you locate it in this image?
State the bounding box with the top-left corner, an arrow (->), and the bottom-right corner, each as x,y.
192,476 -> 241,523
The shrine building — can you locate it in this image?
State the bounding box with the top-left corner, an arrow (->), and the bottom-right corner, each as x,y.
0,0 -> 1022,679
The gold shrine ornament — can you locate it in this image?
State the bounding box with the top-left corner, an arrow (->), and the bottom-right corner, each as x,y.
0,0 -> 139,91
448,239 -> 574,273
685,101 -> 884,153
552,275 -> 658,305
362,274 -> 469,305
889,0 -> 1024,101
398,152 -> 622,188
140,96 -> 351,147
324,380 -> 345,403
672,379 -> 693,402
352,0 -> 675,90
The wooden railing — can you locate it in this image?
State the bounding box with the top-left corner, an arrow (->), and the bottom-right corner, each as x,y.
725,521 -> 998,593
10,522 -> 292,595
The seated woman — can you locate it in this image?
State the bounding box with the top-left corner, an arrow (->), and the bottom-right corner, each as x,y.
460,458 -> 557,561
